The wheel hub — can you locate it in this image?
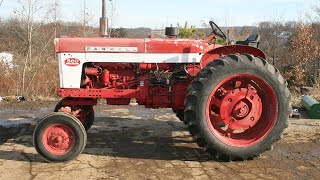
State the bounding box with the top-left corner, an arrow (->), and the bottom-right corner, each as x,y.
232,101 -> 250,118
47,127 -> 71,150
219,88 -> 262,131
42,124 -> 75,155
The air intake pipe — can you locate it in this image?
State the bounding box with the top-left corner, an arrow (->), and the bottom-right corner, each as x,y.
100,0 -> 109,37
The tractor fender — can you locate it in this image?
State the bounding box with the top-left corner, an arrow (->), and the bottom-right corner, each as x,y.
200,45 -> 266,67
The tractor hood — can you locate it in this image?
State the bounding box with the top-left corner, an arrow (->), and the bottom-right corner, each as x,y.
54,37 -> 209,54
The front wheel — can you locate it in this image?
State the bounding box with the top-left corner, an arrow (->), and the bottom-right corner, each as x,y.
185,54 -> 291,161
33,112 -> 87,162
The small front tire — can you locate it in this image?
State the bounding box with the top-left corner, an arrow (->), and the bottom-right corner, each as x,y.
33,112 -> 87,162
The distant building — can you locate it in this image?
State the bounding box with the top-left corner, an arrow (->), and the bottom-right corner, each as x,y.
276,31 -> 292,40
0,52 -> 13,68
151,29 -> 165,38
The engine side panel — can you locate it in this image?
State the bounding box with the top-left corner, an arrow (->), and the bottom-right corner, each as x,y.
85,53 -> 203,63
59,52 -> 203,88
58,53 -> 85,88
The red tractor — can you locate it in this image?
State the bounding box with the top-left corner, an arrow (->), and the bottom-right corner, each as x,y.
33,1 -> 291,162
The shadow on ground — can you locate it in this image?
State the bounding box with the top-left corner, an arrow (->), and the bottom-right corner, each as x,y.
1,105 -> 319,168
0,114 -> 214,163
84,117 -> 213,161
0,126 -> 21,145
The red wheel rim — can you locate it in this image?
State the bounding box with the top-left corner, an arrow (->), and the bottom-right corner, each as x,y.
42,124 -> 76,155
206,74 -> 278,147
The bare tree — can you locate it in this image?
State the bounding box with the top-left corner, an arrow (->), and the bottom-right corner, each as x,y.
287,23 -> 320,86
257,12 -> 298,68
18,0 -> 41,94
107,0 -> 119,38
53,0 -> 60,38
78,0 -> 95,36
0,0 -> 4,7
259,22 -> 278,65
315,0 -> 320,18
14,0 -> 56,96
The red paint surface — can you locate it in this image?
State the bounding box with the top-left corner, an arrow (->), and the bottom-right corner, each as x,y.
56,38 -> 267,111
145,39 -> 207,53
55,37 -> 208,53
56,38 -> 145,53
200,45 -> 266,67
58,81 -> 188,109
206,74 -> 278,147
42,124 -> 76,155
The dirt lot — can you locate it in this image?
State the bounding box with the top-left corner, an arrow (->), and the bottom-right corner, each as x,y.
0,101 -> 319,180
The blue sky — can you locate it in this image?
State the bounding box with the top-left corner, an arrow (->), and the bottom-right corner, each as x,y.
0,0 -> 318,28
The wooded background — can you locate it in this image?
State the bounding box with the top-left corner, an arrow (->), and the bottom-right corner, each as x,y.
0,0 -> 319,100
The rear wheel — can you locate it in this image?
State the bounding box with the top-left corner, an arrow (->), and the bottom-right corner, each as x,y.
54,100 -> 95,131
173,108 -> 185,123
33,112 -> 87,162
185,54 -> 291,160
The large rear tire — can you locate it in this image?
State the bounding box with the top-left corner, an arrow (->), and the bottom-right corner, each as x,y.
185,54 -> 291,161
33,112 -> 87,162
172,108 -> 185,123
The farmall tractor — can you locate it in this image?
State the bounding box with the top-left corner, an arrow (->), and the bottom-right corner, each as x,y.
33,1 -> 291,162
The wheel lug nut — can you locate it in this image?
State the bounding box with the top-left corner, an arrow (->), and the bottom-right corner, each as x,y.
228,98 -> 233,102
250,96 -> 254,100
250,117 -> 255,121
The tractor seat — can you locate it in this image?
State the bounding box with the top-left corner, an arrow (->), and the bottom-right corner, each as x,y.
236,34 -> 261,48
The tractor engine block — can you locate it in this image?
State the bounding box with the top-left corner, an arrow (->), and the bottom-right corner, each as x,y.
79,62 -> 189,109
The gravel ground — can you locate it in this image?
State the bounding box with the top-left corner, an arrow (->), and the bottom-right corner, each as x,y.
0,101 -> 319,180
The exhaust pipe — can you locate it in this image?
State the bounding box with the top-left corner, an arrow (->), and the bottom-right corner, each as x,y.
100,0 -> 108,37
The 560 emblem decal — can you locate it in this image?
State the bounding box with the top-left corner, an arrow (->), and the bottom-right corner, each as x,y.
64,58 -> 81,66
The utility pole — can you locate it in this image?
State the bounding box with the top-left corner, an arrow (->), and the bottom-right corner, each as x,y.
100,0 -> 109,37
54,0 -> 59,38
83,0 -> 87,36
54,0 -> 60,62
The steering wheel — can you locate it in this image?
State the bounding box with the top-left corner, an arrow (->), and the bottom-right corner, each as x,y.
209,21 -> 227,40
